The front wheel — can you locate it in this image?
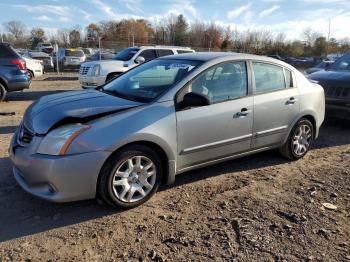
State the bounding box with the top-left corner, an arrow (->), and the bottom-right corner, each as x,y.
279,118 -> 314,160
98,145 -> 162,208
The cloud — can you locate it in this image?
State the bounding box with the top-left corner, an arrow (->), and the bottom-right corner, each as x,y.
79,9 -> 93,21
91,0 -> 119,19
168,0 -> 197,18
59,17 -> 71,23
34,15 -> 53,22
119,0 -> 144,14
227,3 -> 252,19
259,5 -> 280,18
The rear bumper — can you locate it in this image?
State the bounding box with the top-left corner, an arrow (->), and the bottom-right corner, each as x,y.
79,75 -> 106,89
7,75 -> 31,91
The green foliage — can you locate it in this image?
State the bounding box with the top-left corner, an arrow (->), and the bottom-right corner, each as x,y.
174,14 -> 188,46
30,27 -> 45,49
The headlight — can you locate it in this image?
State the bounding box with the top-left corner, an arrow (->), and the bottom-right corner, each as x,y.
90,64 -> 101,76
37,124 -> 90,156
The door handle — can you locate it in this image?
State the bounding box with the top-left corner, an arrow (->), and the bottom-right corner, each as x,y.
235,108 -> 250,117
286,97 -> 297,105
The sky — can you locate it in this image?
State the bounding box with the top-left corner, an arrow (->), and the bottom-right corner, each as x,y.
0,0 -> 349,40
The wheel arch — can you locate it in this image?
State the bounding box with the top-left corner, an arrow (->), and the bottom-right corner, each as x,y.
106,72 -> 121,82
96,140 -> 175,197
283,113 -> 318,144
0,77 -> 8,90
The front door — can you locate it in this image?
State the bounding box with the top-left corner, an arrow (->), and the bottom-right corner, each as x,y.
176,61 -> 254,170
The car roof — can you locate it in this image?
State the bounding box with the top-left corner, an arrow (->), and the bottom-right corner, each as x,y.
139,45 -> 194,51
158,52 -> 293,67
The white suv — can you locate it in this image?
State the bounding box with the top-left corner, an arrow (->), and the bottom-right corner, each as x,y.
79,46 -> 195,89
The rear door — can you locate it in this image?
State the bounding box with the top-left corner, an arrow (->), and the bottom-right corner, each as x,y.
251,61 -> 299,149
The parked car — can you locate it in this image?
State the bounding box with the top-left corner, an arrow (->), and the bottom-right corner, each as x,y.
79,45 -> 195,89
267,54 -> 282,60
79,48 -> 94,60
10,52 -> 325,207
55,48 -> 86,71
89,51 -> 116,61
308,53 -> 350,120
0,43 -> 31,101
23,51 -> 54,72
23,57 -> 43,78
304,60 -> 334,75
36,42 -> 54,54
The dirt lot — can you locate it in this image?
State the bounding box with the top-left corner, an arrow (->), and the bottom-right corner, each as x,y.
0,73 -> 349,261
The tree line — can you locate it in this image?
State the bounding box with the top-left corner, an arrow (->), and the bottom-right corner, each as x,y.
2,14 -> 350,57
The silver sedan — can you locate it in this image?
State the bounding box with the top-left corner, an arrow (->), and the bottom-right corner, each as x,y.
10,53 -> 325,208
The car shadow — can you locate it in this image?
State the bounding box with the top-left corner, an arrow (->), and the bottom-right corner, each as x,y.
0,121 -> 349,242
5,90 -> 67,101
42,76 -> 78,81
0,125 -> 18,135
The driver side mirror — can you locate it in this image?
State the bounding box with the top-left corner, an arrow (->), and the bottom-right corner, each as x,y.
135,56 -> 145,64
182,92 -> 210,108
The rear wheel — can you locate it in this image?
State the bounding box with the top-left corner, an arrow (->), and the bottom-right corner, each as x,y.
98,145 -> 162,208
0,83 -> 7,102
279,118 -> 314,160
106,73 -> 120,82
28,70 -> 34,79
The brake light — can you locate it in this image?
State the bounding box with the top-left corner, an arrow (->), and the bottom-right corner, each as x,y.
11,59 -> 26,70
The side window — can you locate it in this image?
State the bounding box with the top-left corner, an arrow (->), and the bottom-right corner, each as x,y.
177,50 -> 193,54
284,68 -> 293,87
191,61 -> 248,103
253,62 -> 286,93
139,49 -> 157,62
157,49 -> 174,57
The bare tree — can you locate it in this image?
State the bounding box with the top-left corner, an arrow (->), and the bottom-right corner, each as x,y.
3,21 -> 26,41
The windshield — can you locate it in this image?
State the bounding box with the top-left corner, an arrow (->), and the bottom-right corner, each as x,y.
103,59 -> 202,102
65,50 -> 84,57
113,47 -> 139,61
330,54 -> 350,71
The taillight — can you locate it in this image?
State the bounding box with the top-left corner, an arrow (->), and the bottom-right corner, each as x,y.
11,59 -> 26,70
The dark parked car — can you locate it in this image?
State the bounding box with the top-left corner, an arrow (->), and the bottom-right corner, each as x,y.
0,43 -> 31,101
304,60 -> 334,75
308,53 -> 350,120
90,51 -> 115,61
267,54 -> 282,60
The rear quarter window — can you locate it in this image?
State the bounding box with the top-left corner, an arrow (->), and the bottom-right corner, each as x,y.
0,45 -> 18,58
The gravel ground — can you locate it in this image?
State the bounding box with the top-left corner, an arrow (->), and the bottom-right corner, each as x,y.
0,73 -> 349,261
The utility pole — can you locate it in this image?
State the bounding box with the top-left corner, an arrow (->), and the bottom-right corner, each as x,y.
326,19 -> 331,56
98,37 -> 101,61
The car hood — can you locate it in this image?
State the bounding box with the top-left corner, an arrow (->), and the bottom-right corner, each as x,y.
82,59 -> 124,68
23,90 -> 142,135
308,70 -> 350,82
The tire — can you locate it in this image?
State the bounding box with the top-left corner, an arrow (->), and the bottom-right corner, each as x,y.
0,83 -> 7,102
98,145 -> 162,208
106,73 -> 120,82
279,118 -> 314,160
28,70 -> 34,79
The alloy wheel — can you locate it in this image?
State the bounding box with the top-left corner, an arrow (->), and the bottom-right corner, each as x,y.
112,156 -> 156,203
292,124 -> 312,156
